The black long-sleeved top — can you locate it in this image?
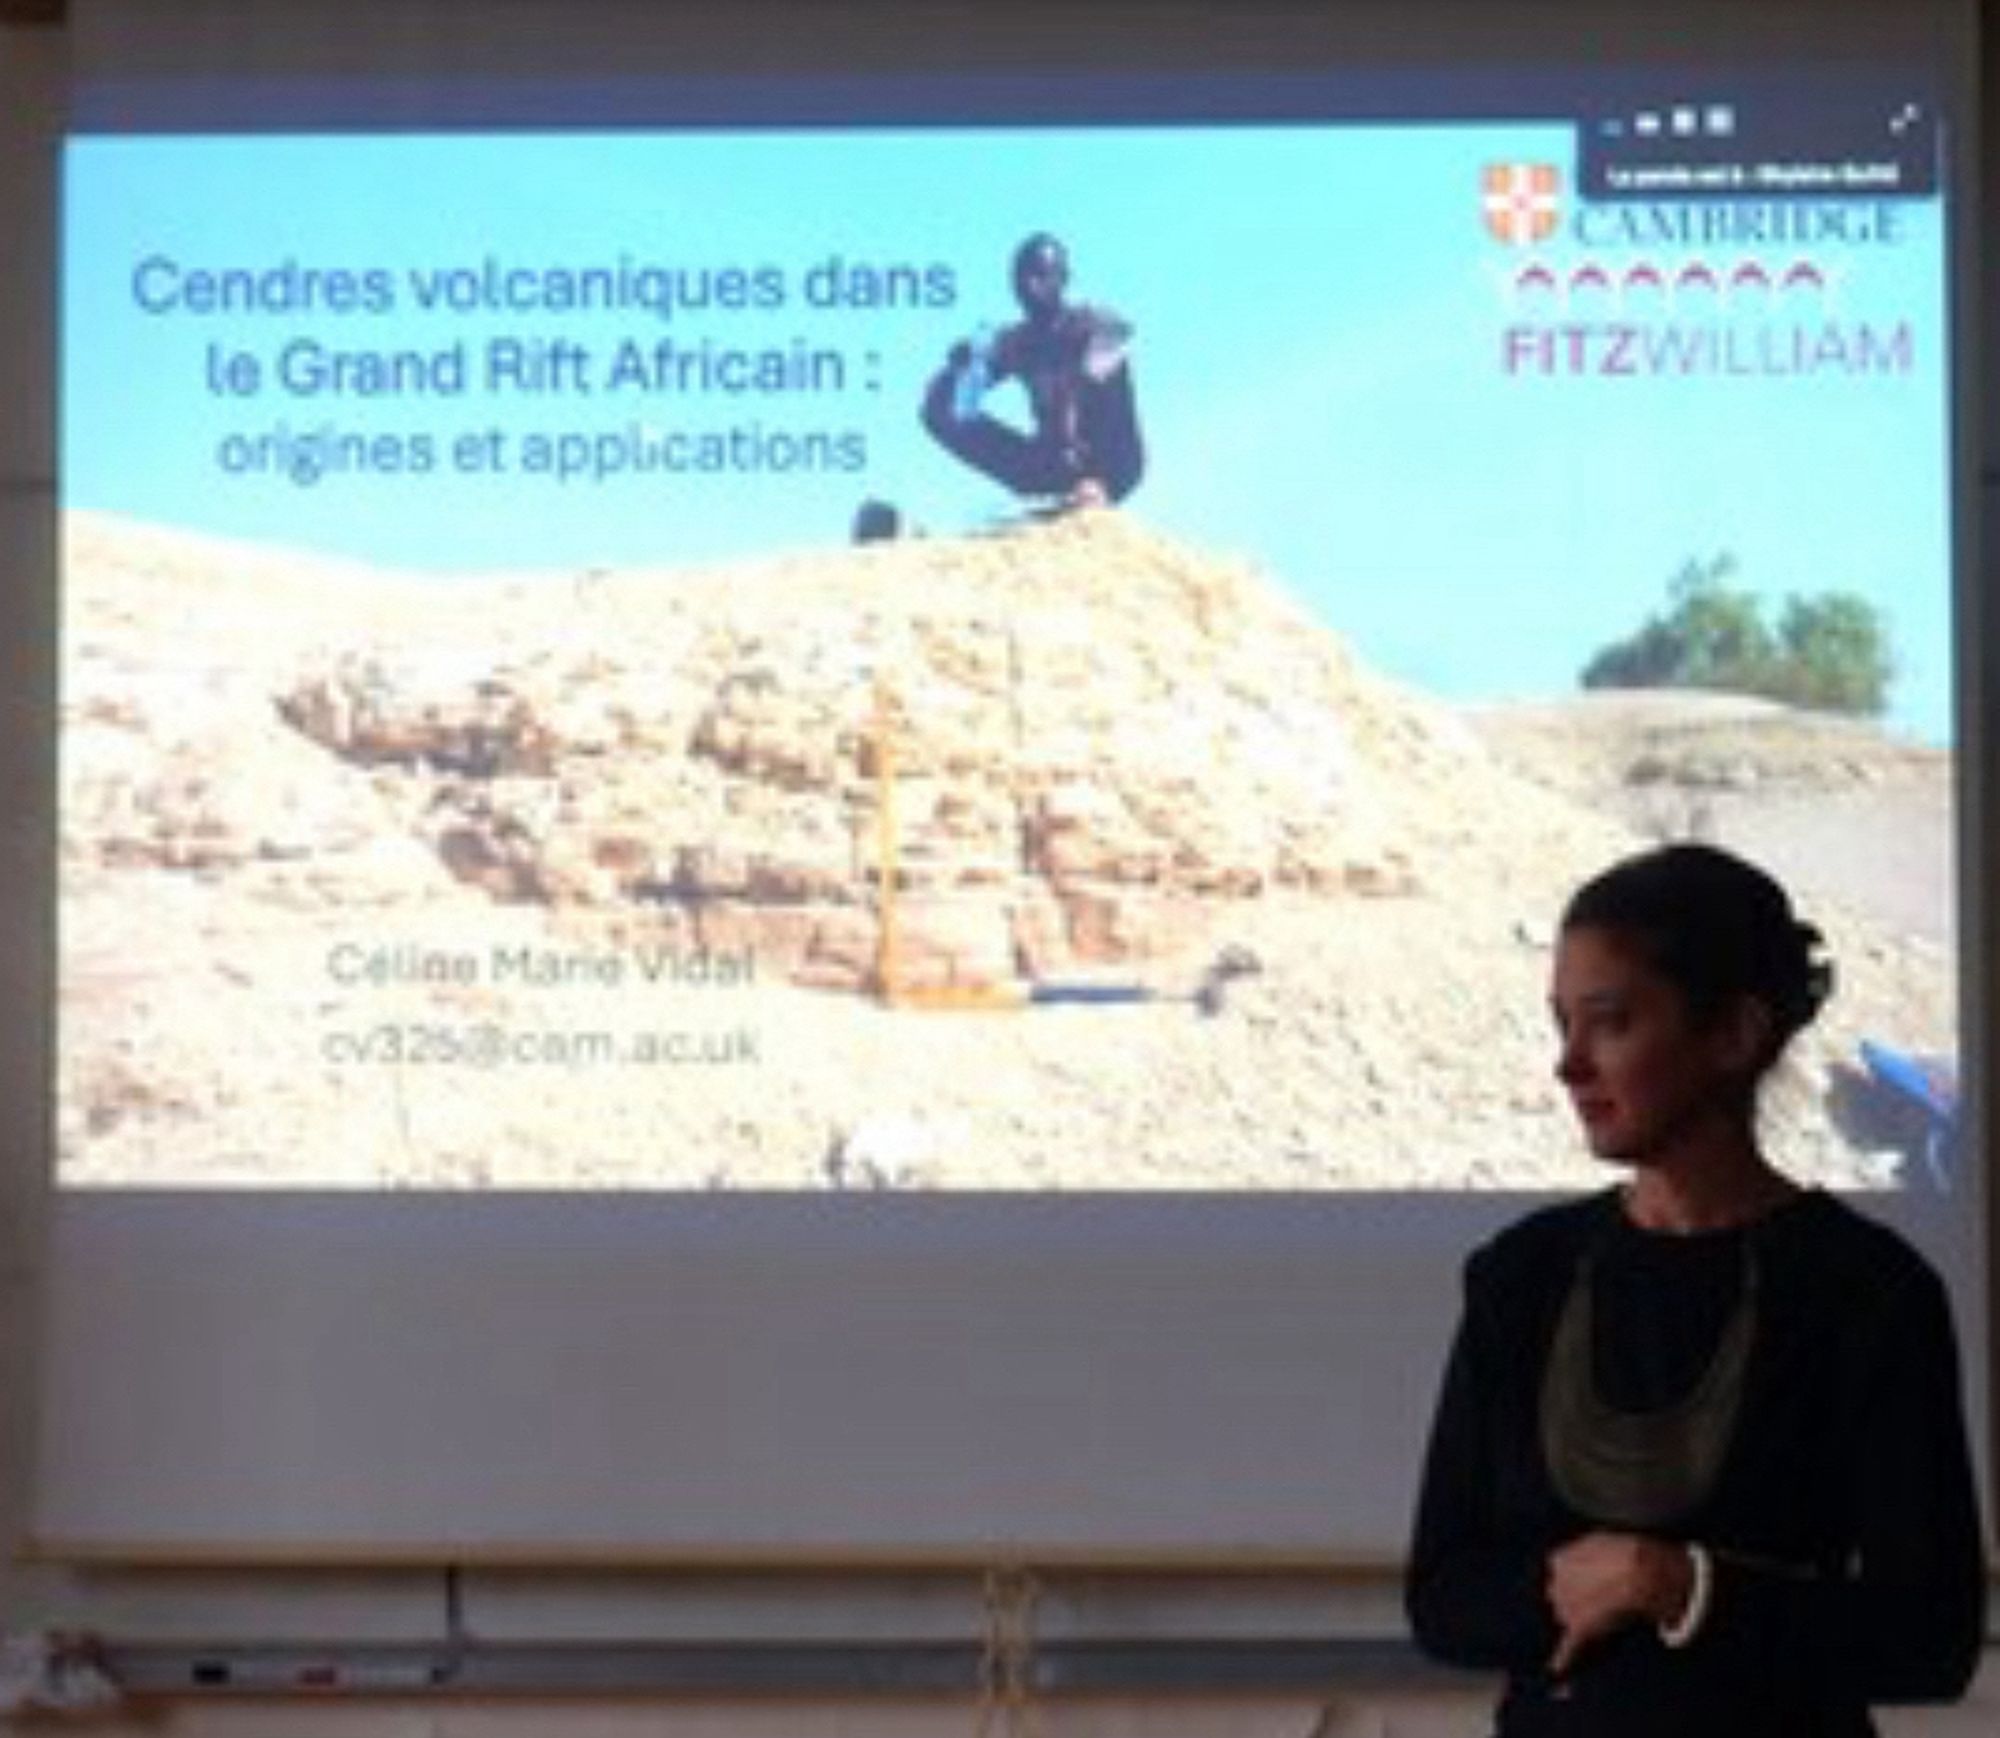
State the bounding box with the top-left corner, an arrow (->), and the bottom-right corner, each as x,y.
1406,1188 -> 1986,1736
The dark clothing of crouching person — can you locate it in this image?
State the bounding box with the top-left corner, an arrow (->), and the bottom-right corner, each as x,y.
921,232 -> 1144,509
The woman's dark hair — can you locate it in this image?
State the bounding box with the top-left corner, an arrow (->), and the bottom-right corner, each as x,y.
1561,843 -> 1834,1061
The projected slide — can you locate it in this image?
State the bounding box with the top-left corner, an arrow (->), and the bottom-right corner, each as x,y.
59,78 -> 1959,1188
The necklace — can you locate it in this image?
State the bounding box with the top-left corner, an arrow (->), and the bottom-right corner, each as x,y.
1537,1235 -> 1758,1528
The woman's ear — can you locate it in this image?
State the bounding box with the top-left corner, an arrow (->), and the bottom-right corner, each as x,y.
1716,993 -> 1776,1074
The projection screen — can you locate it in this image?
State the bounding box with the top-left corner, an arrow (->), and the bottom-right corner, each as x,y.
31,0 -> 1986,1562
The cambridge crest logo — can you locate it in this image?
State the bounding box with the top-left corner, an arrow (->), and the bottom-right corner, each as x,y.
1482,164 -> 1561,245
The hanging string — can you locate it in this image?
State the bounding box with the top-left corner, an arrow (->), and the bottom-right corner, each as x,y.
974,1564 -> 1045,1738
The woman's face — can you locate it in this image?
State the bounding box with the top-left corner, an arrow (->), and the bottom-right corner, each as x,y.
1549,923 -> 1756,1165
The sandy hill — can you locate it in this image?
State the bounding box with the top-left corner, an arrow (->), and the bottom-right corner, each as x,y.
59,510 -> 1952,1190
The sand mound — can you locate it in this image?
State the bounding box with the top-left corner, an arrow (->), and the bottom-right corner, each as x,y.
59,510 -> 1952,1189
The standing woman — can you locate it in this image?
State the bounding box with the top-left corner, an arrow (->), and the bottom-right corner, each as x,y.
1406,843 -> 1986,1736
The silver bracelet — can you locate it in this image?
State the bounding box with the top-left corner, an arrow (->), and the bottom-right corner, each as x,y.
1659,1541 -> 1714,1649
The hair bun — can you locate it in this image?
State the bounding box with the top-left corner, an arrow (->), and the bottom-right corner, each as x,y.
1791,920 -> 1834,1029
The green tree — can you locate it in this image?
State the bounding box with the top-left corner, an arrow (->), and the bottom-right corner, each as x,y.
1769,591 -> 1893,714
1581,555 -> 1891,717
